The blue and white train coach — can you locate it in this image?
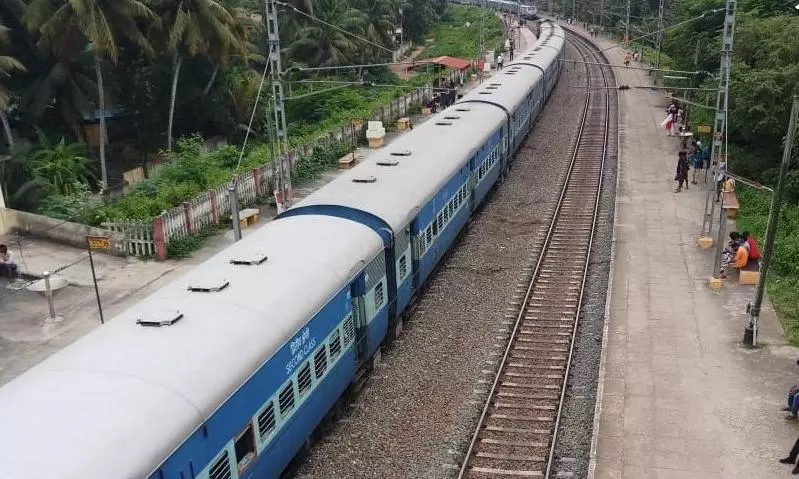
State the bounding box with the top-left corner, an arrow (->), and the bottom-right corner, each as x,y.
0,20 -> 565,479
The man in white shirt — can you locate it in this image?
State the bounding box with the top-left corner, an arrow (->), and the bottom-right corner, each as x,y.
0,244 -> 17,279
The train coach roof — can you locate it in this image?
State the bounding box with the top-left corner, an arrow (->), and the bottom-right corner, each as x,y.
0,215 -> 383,479
290,102 -> 507,232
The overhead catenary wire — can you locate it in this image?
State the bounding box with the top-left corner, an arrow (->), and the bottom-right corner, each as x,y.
275,0 -> 417,64
234,58 -> 272,172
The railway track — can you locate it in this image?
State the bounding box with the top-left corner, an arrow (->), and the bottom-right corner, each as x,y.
457,30 -> 616,478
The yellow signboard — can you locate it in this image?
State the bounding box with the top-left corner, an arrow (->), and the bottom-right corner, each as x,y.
697,124 -> 712,134
87,236 -> 111,250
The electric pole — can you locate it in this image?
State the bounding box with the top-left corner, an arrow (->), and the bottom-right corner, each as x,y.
701,0 -> 737,242
599,0 -> 604,32
265,0 -> 292,213
744,93 -> 799,347
655,0 -> 665,69
625,0 -> 631,43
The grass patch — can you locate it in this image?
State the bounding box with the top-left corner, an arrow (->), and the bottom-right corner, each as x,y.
167,224 -> 227,259
423,5 -> 504,60
736,185 -> 799,345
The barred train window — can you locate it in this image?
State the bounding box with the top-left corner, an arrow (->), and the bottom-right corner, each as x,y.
399,255 -> 407,280
343,315 -> 355,345
279,382 -> 295,417
257,402 -> 276,440
330,330 -> 342,359
297,363 -> 312,397
209,451 -> 231,479
375,282 -> 384,308
314,347 -> 328,379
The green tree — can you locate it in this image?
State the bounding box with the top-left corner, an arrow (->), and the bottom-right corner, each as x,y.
0,20 -> 25,149
284,0 -> 364,68
25,0 -> 155,189
153,0 -> 239,152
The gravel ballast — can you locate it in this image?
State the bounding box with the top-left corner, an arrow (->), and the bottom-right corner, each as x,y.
295,40 -> 596,479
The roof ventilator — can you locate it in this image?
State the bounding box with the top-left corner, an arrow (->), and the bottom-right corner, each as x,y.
230,253 -> 268,266
352,176 -> 377,184
479,91 -> 492,95
435,121 -> 453,126
444,115 -> 461,120
489,83 -> 502,86
137,310 -> 184,327
455,108 -> 471,112
390,150 -> 411,157
377,159 -> 399,166
187,279 -> 230,293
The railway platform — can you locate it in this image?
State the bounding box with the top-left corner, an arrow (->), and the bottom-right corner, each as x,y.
570,26 -> 799,478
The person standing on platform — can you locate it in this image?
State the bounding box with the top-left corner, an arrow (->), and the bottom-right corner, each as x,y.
779,432 -> 799,474
674,151 -> 690,192
497,52 -> 504,70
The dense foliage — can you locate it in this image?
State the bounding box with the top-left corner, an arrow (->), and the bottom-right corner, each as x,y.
0,0 -> 463,212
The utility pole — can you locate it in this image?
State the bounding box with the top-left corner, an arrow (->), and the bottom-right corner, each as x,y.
655,0 -> 665,69
599,0 -> 604,32
625,0 -> 631,43
265,0 -> 292,213
744,93 -> 799,347
701,0 -> 737,242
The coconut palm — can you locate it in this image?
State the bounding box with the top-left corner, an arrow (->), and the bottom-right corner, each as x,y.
0,21 -> 25,149
154,0 -> 239,152
25,0 -> 155,189
203,6 -> 264,96
284,0 -> 364,68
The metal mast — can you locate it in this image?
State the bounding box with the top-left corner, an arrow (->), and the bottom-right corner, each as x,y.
655,0 -> 665,68
265,0 -> 292,213
701,0 -> 737,241
625,0 -> 631,43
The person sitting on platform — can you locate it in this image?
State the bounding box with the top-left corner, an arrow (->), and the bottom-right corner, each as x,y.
783,361 -> 799,421
0,244 -> 17,279
725,243 -> 749,270
742,231 -> 761,261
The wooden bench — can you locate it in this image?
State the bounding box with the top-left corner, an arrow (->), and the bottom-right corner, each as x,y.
396,117 -> 410,130
722,191 -> 739,219
238,208 -> 260,229
338,153 -> 357,169
739,259 -> 761,286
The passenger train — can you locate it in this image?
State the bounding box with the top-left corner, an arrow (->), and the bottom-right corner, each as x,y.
450,0 -> 538,19
0,20 -> 565,479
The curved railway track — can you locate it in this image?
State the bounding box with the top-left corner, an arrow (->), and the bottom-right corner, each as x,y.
457,30 -> 616,479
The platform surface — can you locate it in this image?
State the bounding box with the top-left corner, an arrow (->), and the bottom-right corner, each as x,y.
571,25 -> 799,479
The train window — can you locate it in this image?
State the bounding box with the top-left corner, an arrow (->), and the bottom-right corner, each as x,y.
314,347 -> 328,379
208,451 -> 231,479
399,255 -> 408,280
426,226 -> 433,243
431,219 -> 438,236
234,425 -> 257,474
257,402 -> 276,440
375,282 -> 384,309
279,383 -> 295,417
330,330 -> 342,359
297,363 -> 312,397
343,316 -> 355,345
443,205 -> 449,223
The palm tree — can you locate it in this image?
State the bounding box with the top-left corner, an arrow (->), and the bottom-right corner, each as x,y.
0,21 -> 25,149
154,0 -> 239,152
203,6 -> 263,97
351,0 -> 398,58
25,0 -> 155,190
284,0 -> 364,68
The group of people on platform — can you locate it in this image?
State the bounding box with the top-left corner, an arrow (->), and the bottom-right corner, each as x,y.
674,139 -> 707,193
723,231 -> 760,271
425,79 -> 460,114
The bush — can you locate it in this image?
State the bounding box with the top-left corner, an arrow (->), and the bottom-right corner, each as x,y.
37,183 -> 104,225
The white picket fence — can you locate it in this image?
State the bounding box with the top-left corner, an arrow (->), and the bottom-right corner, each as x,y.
107,86 -> 433,259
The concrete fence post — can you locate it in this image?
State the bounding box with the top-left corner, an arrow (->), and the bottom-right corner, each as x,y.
182,202 -> 192,234
153,215 -> 167,261
209,189 -> 220,224
252,168 -> 262,196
